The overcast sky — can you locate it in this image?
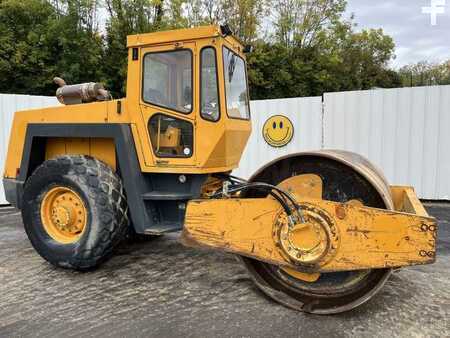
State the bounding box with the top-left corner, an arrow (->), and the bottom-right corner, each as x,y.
346,0 -> 450,68
97,1 -> 449,69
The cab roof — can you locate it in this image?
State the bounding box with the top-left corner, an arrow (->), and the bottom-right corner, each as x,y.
127,25 -> 243,50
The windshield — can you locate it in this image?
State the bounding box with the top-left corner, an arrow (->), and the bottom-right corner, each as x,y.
143,49 -> 192,114
222,46 -> 250,119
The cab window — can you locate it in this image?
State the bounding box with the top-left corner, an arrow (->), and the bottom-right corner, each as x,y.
143,49 -> 192,114
148,114 -> 194,158
201,47 -> 220,121
222,46 -> 250,120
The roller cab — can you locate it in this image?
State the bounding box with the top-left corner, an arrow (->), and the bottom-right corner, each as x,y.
3,25 -> 252,234
2,25 -> 437,315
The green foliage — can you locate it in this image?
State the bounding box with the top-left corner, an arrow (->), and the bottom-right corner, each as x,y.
219,0 -> 267,43
0,0 -> 103,95
332,27 -> 401,91
0,0 -> 417,100
102,0 -> 165,97
0,0 -> 57,94
273,0 -> 347,48
398,61 -> 450,87
248,15 -> 399,99
99,0 -> 269,97
51,1 -> 104,85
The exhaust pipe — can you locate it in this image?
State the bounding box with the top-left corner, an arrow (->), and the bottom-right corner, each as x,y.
54,77 -> 112,105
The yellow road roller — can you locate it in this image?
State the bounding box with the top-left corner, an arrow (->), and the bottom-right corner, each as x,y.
2,25 -> 437,314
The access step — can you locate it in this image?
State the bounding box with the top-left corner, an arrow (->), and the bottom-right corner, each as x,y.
144,222 -> 182,235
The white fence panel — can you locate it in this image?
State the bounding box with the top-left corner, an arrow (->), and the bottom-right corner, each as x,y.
0,94 -> 59,205
2,86 -> 449,204
234,97 -> 323,179
324,86 -> 450,200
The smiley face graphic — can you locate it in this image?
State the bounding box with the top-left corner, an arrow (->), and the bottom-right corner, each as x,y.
262,115 -> 294,147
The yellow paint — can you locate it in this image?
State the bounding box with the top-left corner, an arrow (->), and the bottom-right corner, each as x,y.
4,25 -> 251,179
276,207 -> 335,266
40,186 -> 87,244
347,199 -> 364,207
46,138 -> 116,170
136,38 -> 251,171
127,26 -> 245,58
275,174 -> 325,281
275,174 -> 323,199
262,115 -> 294,147
182,184 -> 437,273
200,176 -> 223,197
281,268 -> 321,282
1,25 -> 437,283
90,138 -> 117,170
391,186 -> 429,216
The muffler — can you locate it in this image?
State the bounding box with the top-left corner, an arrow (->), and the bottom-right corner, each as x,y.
54,77 -> 112,105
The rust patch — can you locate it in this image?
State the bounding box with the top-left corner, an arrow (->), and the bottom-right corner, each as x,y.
346,226 -> 371,239
189,227 -> 224,240
335,204 -> 346,220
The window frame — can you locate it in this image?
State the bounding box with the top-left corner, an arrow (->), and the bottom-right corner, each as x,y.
222,46 -> 251,121
200,46 -> 221,122
142,48 -> 194,115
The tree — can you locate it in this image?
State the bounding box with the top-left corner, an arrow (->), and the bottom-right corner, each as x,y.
248,5 -> 400,99
102,0 -> 167,97
50,0 -> 104,85
335,27 -> 399,90
219,0 -> 266,43
0,0 -> 402,99
169,0 -> 266,43
0,0 -> 103,95
398,61 -> 450,87
0,0 -> 57,94
273,0 -> 347,48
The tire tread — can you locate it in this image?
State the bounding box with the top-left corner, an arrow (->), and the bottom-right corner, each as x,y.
23,155 -> 129,270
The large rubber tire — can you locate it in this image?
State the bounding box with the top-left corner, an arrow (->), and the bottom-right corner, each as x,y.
22,155 -> 129,270
241,154 -> 392,314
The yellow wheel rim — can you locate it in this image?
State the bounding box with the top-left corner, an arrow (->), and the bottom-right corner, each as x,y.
277,174 -> 324,283
40,186 -> 87,244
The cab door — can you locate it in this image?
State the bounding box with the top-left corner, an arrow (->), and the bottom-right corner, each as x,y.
138,42 -> 197,169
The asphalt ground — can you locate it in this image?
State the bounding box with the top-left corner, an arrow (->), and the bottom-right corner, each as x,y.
0,204 -> 448,338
